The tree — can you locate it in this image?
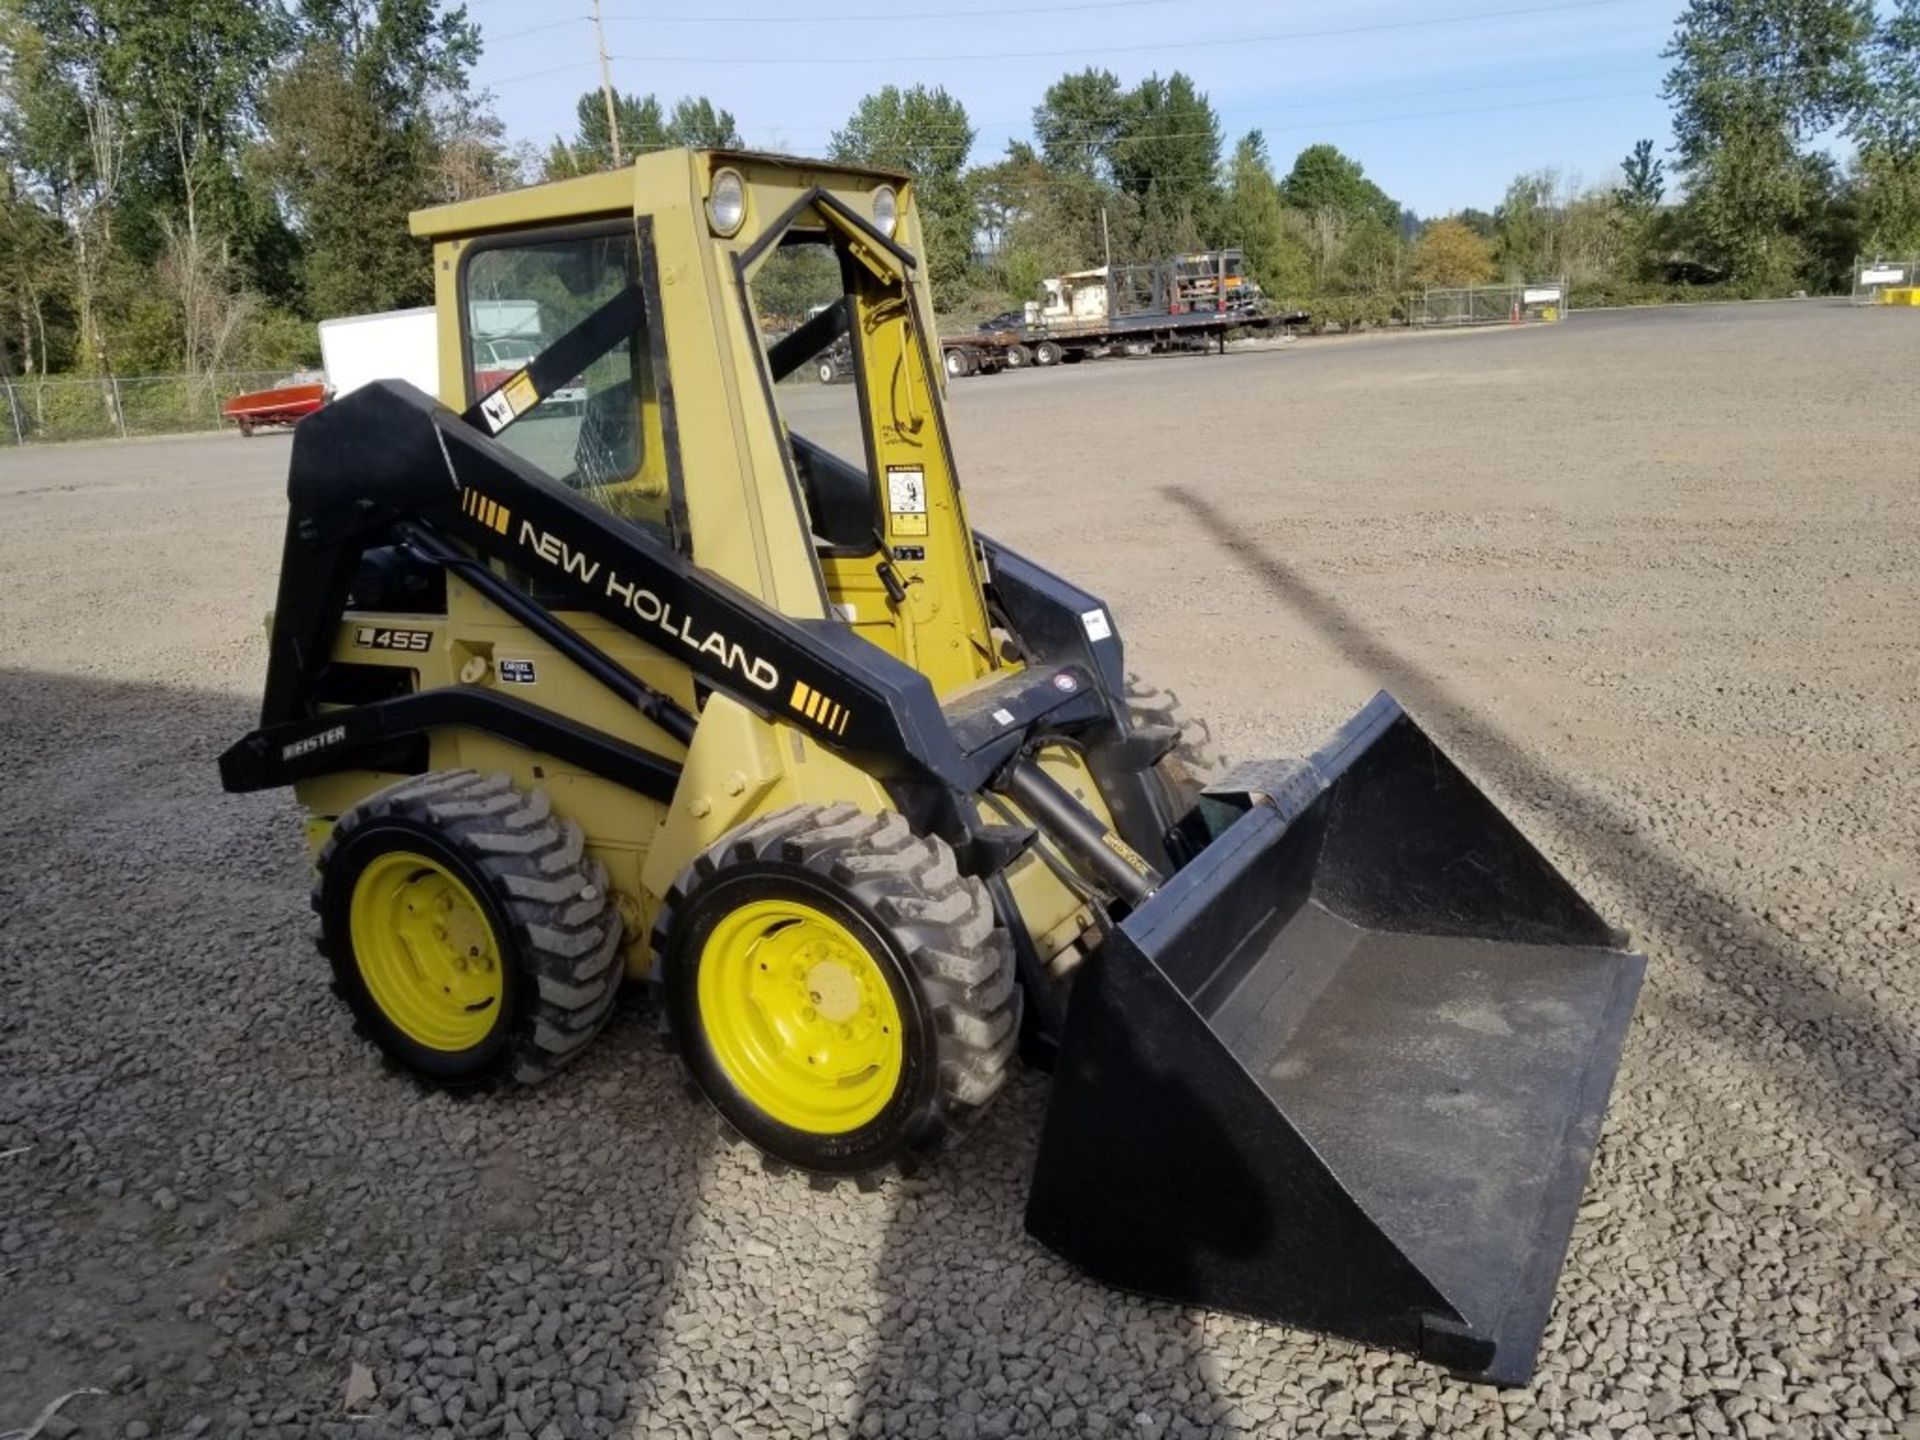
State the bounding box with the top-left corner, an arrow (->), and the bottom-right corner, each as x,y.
1495,170 -> 1560,279
666,97 -> 740,150
257,1 -> 482,318
1225,131 -> 1310,300
1032,68 -> 1126,179
1410,217 -> 1495,289
1454,207 -> 1498,240
1279,144 -> 1400,231
1663,0 -> 1874,285
432,92 -> 522,203
830,85 -> 976,307
1108,71 -> 1221,230
3,0 -> 136,373
1850,0 -> 1920,251
1617,138 -> 1666,209
544,90 -> 659,179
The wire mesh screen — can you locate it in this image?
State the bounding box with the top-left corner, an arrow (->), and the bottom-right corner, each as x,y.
1413,280 -> 1568,327
1850,257 -> 1918,305
0,372 -> 300,445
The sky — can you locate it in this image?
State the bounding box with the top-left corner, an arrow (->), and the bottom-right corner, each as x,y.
464,0 -> 1687,217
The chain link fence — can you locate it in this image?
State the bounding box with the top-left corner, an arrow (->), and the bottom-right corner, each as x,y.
0,371 -> 297,445
1850,256 -> 1919,305
1413,279 -> 1568,327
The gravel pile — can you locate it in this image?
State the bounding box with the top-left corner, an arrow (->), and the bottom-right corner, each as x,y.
3,302 -> 1916,1437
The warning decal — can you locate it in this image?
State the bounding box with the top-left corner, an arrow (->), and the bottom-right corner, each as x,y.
478,369 -> 540,434
888,466 -> 929,538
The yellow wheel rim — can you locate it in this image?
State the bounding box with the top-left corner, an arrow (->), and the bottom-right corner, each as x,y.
697,898 -> 905,1134
349,850 -> 504,1052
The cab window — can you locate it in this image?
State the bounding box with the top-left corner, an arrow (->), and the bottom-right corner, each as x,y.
461,225 -> 676,544
747,235 -> 878,554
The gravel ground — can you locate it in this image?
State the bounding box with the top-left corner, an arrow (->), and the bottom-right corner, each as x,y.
2,299 -> 1916,1439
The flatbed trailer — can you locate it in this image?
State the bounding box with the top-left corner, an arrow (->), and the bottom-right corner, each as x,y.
941,306 -> 1309,378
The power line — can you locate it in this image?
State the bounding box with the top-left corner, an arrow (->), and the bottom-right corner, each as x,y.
589,0 -> 1645,64
952,87 -> 1661,187
673,61 -> 1665,143
488,16 -> 588,43
604,0 -> 1184,19
593,84 -> 1655,178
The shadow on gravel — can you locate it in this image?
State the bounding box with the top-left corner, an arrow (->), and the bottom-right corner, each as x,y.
1162,486 -> 1920,1206
847,1073 -> 1233,1440
0,669 -> 716,1438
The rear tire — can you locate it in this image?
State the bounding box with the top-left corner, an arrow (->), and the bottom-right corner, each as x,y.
817,358 -> 837,384
1033,341 -> 1062,367
944,347 -> 974,378
1125,674 -> 1225,816
1003,344 -> 1031,369
656,803 -> 1019,1187
315,770 -> 623,1086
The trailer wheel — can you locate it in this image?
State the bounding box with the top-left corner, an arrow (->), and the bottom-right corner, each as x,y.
657,803 -> 1019,1187
1003,344 -> 1032,369
817,357 -> 837,384
944,347 -> 975,378
1033,341 -> 1062,367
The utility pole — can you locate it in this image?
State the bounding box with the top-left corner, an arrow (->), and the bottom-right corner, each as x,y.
592,0 -> 622,167
1101,207 -> 1112,271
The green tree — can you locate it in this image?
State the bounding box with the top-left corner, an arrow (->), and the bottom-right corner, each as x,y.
543,90 -> 659,178
1663,0 -> 1874,286
1224,131 -> 1310,301
543,91 -> 741,179
1108,71 -> 1221,231
1495,170 -> 1560,278
666,96 -> 740,150
1850,0 -> 1920,251
969,139 -> 1119,306
1279,144 -> 1400,230
0,181 -> 73,375
3,0 -> 138,371
1454,207 -> 1498,239
1032,68 -> 1126,178
257,0 -> 481,318
1617,138 -> 1667,209
1410,217 -> 1495,288
830,85 -> 976,308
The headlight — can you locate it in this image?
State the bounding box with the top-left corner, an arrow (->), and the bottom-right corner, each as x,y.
872,184 -> 898,239
707,169 -> 746,237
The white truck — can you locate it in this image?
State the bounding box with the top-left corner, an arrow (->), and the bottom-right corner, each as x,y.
317,308 -> 439,400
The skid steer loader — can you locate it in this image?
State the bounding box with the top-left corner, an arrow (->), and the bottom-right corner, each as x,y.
220,152 -> 1644,1385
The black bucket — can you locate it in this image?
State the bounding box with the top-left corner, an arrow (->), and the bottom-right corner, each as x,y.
1025,693 -> 1644,1385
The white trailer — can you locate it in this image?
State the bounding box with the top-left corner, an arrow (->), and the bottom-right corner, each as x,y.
318,307 -> 439,400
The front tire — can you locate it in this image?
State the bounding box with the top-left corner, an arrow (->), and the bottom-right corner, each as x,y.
315,770 -> 623,1086
656,804 -> 1019,1187
1125,673 -> 1226,817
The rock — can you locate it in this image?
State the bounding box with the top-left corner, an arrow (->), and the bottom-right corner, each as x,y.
344,1361 -> 378,1410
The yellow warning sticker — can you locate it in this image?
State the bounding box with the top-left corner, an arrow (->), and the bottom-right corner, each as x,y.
503,371 -> 539,414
